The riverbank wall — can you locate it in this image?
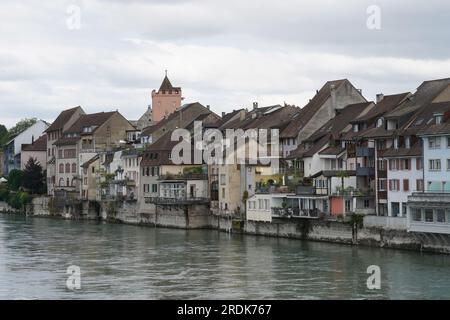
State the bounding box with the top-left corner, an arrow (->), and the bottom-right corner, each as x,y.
3,197 -> 449,254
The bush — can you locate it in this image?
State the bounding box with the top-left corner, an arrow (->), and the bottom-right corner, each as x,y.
0,188 -> 10,201
7,169 -> 24,191
7,191 -> 30,209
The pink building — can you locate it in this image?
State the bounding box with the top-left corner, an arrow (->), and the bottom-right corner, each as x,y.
21,135 -> 48,171
151,74 -> 183,122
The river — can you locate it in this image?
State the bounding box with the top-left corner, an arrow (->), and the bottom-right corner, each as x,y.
0,214 -> 449,299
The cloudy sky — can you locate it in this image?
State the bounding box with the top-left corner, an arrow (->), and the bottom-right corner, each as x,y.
1,0 -> 450,128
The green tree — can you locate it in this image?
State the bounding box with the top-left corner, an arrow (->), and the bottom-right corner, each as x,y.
8,118 -> 37,137
337,170 -> 349,194
22,158 -> 45,194
0,124 -> 8,147
7,169 -> 24,191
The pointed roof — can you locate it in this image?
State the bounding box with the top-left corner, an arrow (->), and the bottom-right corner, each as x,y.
45,106 -> 83,133
158,75 -> 180,93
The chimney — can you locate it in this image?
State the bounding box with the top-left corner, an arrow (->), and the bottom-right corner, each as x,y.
357,89 -> 362,94
330,84 -> 337,117
222,112 -> 226,118
253,102 -> 258,110
206,105 -> 210,110
239,109 -> 246,121
376,93 -> 384,103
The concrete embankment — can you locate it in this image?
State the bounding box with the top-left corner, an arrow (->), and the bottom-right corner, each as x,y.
3,197 -> 449,254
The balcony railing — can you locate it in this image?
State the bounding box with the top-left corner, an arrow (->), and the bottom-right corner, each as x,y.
356,166 -> 375,176
332,188 -> 374,197
356,147 -> 375,157
158,173 -> 208,181
271,207 -> 321,219
256,185 -> 294,194
146,196 -> 210,205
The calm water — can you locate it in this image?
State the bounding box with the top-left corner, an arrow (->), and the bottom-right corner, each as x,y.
0,214 -> 449,300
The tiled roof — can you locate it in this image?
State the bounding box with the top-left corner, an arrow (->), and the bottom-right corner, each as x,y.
289,102 -> 372,159
65,112 -> 116,134
280,80 -> 347,138
381,143 -> 422,157
45,106 -> 82,133
158,75 -> 180,93
385,78 -> 450,119
353,93 -> 410,123
21,135 -> 47,152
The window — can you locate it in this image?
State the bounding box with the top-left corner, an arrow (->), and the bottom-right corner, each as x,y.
428,137 -> 441,149
447,137 -> 450,148
220,174 -> 226,185
92,166 -> 95,173
84,177 -> 87,185
403,159 -> 410,170
345,200 -> 351,212
222,188 -> 225,198
58,150 -> 63,159
72,163 -> 77,173
143,184 -> 149,193
258,199 -> 264,209
264,199 -> 269,210
416,158 -> 423,170
429,159 -> 441,171
364,200 -> 370,208
65,163 -> 70,173
412,208 -> 422,221
437,209 -> 446,223
389,179 -> 400,191
447,159 -> 450,171
403,179 -> 409,191
378,179 -> 387,191
59,164 -> 64,173
416,179 -> 424,192
402,203 -> 407,216
425,209 -> 434,222
378,160 -> 386,171
152,184 -> 158,193
48,148 -> 51,157
389,159 -> 399,171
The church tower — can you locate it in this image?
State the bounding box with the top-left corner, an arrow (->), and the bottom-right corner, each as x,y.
151,72 -> 183,122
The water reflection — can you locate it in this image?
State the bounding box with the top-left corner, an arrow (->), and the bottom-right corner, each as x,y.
0,214 -> 449,299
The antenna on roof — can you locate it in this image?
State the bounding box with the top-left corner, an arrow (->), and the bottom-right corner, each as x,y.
165,69 -> 168,77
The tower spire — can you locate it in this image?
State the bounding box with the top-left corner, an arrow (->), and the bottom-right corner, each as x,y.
165,69 -> 167,77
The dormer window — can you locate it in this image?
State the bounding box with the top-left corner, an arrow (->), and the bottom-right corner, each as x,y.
434,113 -> 444,125
394,138 -> 399,149
376,118 -> 384,128
405,136 -> 411,149
83,126 -> 92,133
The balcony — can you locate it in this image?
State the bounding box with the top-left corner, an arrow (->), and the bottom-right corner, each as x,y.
158,173 -> 208,181
255,185 -> 294,194
295,185 -> 315,195
146,196 -> 210,205
356,147 -> 375,157
271,207 -> 321,219
356,166 -> 375,177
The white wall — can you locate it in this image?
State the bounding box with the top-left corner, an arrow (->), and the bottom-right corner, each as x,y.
12,121 -> 48,155
387,157 -> 422,217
